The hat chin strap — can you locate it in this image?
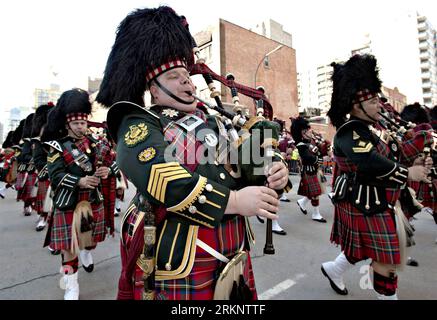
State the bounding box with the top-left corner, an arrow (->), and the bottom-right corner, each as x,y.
358,102 -> 378,124
153,79 -> 196,105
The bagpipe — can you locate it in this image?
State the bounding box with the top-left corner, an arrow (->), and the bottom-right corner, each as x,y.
0,149 -> 18,184
188,47 -> 284,255
377,100 -> 436,209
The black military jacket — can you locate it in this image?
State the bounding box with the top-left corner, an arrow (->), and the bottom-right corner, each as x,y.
108,102 -> 290,278
32,137 -> 49,180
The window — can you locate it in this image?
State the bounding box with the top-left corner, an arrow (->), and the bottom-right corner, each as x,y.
264,56 -> 270,68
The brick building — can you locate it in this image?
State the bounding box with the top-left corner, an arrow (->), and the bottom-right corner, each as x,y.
193,19 -> 299,129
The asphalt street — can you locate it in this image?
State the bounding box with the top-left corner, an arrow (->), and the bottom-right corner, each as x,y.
0,174 -> 436,300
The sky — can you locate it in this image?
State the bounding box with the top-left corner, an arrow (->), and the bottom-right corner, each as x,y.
0,0 -> 436,118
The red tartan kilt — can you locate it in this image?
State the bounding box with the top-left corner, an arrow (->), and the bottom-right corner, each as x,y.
298,172 -> 321,198
17,172 -> 37,202
101,177 -> 116,232
330,200 -> 400,265
33,180 -> 50,213
15,172 -> 27,197
50,190 -> 106,251
130,216 -> 257,300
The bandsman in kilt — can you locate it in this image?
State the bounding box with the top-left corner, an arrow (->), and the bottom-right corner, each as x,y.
293,116 -> 329,223
322,54 -> 432,299
0,131 -> 17,199
399,104 -> 437,238
16,113 -> 38,216
96,6 -> 290,300
31,103 -> 55,232
41,89 -> 115,300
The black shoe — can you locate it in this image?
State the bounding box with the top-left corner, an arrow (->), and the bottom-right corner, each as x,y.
49,248 -> 61,255
406,257 -> 419,267
272,230 -> 287,236
83,264 -> 94,273
256,216 -> 265,224
321,266 -> 348,295
296,201 -> 307,215
313,218 -> 327,223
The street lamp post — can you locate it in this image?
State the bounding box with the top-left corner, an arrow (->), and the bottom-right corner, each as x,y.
254,44 -> 284,88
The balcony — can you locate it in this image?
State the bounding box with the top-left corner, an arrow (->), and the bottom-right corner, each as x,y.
421,61 -> 430,69
422,72 -> 431,80
422,82 -> 432,89
418,22 -> 427,32
417,15 -> 426,23
420,51 -> 430,60
418,32 -> 428,41
419,41 -> 428,50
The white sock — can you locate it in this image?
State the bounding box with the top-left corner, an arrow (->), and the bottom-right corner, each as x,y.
312,206 -> 324,220
297,197 -> 310,209
272,219 -> 283,232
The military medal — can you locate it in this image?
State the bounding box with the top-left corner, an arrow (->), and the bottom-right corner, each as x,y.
162,108 -> 179,118
124,123 -> 149,147
138,147 -> 156,163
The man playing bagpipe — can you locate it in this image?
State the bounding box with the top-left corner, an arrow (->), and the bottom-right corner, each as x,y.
321,54 -> 432,299
31,103 -> 55,231
16,113 -> 38,216
0,131 -> 17,199
293,116 -> 330,223
41,89 -> 116,300
96,6 -> 291,300
399,103 -> 437,238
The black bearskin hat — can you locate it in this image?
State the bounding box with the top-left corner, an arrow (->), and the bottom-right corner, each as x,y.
22,113 -> 35,139
2,130 -> 15,148
291,116 -> 311,143
12,119 -> 25,146
430,105 -> 437,130
41,89 -> 91,142
96,6 -> 195,108
31,102 -> 54,138
400,102 -> 430,125
327,54 -> 382,128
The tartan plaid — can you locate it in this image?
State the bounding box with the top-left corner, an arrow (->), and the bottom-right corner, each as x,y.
162,109 -> 206,166
17,172 -> 37,203
298,172 -> 321,198
33,179 -> 50,213
330,200 -> 400,264
123,210 -> 257,300
50,190 -> 105,250
15,171 -> 26,192
331,130 -> 405,264
400,130 -> 434,166
101,176 -> 116,234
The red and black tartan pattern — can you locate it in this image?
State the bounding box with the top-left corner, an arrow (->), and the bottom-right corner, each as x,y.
400,130 -> 434,166
16,172 -> 37,203
331,139 -> 402,264
33,179 -> 50,213
15,171 -> 27,194
163,109 -> 206,166
298,172 -> 321,199
50,190 -> 106,251
330,200 -> 400,264
123,212 -> 257,300
101,176 -> 116,234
